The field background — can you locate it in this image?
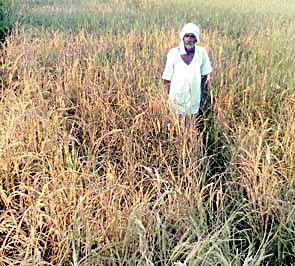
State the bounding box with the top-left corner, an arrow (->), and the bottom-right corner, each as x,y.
0,0 -> 295,265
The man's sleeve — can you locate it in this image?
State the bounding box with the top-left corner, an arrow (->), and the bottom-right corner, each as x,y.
161,50 -> 174,81
200,48 -> 213,76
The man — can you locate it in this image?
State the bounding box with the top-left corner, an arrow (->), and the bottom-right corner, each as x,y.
162,23 -> 213,128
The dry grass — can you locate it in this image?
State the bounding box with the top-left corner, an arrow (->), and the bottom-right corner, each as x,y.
0,0 -> 294,265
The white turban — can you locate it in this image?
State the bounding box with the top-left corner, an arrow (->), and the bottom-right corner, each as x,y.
179,23 -> 200,55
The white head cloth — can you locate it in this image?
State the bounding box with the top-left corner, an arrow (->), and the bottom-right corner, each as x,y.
179,23 -> 200,55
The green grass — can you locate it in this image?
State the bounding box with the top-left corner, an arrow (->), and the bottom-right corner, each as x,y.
0,0 -> 18,43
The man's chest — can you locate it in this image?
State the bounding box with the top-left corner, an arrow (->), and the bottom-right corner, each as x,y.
181,54 -> 194,65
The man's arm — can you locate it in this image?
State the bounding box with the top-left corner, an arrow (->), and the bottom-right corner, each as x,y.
162,50 -> 174,94
200,75 -> 209,111
200,47 -> 213,113
201,75 -> 208,93
163,79 -> 171,94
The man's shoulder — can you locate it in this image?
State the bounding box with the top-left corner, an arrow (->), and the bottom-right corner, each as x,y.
195,45 -> 207,54
167,47 -> 180,57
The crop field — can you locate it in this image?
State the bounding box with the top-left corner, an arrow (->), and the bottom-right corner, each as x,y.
0,0 -> 295,265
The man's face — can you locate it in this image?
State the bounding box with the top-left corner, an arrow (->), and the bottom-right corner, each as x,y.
183,33 -> 196,51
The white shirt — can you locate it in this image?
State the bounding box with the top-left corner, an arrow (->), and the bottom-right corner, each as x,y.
162,45 -> 213,115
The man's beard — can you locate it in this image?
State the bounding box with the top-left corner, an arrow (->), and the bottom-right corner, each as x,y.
184,43 -> 195,53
